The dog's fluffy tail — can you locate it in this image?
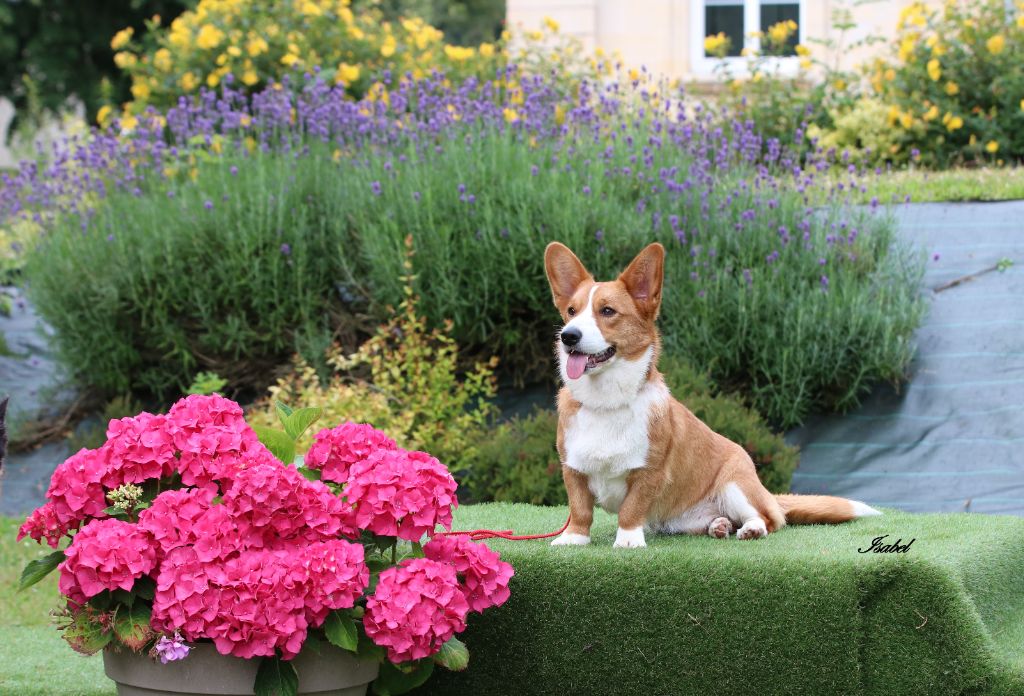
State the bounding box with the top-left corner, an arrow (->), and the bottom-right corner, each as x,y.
774,494 -> 881,525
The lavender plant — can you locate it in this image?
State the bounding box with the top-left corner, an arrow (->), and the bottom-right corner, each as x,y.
0,68 -> 924,426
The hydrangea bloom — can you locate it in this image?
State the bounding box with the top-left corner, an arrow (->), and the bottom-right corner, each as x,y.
100,412 -> 177,489
295,540 -> 369,625
223,460 -> 354,546
345,449 -> 457,541
304,422 -> 397,484
165,394 -> 271,486
17,502 -> 74,548
58,519 -> 157,605
137,488 -> 217,558
424,535 -> 514,613
44,447 -> 110,530
364,558 -> 469,663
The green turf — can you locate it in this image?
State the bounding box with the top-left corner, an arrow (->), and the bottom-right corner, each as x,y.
852,167 -> 1024,204
5,509 -> 1024,696
422,504 -> 1024,696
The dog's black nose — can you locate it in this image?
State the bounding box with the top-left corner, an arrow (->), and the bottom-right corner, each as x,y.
560,327 -> 582,347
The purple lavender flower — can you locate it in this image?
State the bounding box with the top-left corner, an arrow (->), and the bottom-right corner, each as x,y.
820,275 -> 830,291
933,253 -> 940,262
530,165 -> 539,176
280,243 -> 292,256
203,200 -> 213,210
371,181 -> 382,196
412,191 -> 421,202
153,633 -> 190,664
229,165 -> 239,176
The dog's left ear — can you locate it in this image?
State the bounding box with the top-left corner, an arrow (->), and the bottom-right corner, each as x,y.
618,243 -> 665,319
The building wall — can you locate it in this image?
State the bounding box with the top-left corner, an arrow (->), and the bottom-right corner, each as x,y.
507,0 -> 929,81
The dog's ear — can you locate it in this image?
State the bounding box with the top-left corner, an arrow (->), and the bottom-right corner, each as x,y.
544,242 -> 592,309
618,243 -> 665,319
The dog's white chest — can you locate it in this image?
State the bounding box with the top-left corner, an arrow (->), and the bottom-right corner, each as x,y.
563,379 -> 668,512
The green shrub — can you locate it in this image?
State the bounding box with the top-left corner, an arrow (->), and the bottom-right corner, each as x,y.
459,357 -> 799,504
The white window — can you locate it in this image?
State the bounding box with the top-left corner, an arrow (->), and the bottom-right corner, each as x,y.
690,0 -> 805,78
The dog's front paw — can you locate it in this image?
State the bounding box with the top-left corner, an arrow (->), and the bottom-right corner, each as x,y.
613,527 -> 646,549
736,519 -> 768,540
707,516 -> 734,539
551,532 -> 591,546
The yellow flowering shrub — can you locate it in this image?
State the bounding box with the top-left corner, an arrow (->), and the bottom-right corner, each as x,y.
867,0 -> 1024,164
248,236 -> 498,467
110,0 -> 503,113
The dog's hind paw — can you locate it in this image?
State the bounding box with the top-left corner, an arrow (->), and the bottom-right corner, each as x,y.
552,532 -> 591,546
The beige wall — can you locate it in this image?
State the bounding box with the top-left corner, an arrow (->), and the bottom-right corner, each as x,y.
507,0 -> 930,81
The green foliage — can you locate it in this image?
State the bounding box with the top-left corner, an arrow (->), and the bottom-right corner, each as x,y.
365,0 -> 505,46
660,355 -> 799,493
0,0 -> 189,124
67,395 -> 144,452
255,656 -> 299,696
185,370 -> 227,395
17,549 -> 64,592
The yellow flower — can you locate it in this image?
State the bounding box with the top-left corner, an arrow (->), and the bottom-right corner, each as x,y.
927,59 -> 941,81
131,81 -> 151,100
554,103 -> 566,125
1020,98 -> 1024,111
281,53 -> 301,67
247,36 -> 268,56
96,105 -> 113,126
986,34 -> 1005,54
503,107 -> 519,123
628,68 -> 640,82
799,57 -> 812,70
240,115 -> 252,127
479,43 -> 495,58
121,115 -> 139,132
767,20 -> 796,45
113,51 -> 136,69
899,112 -> 914,129
444,45 -> 475,61
153,48 -> 172,72
543,16 -> 560,32
946,115 -> 964,131
227,45 -> 241,57
180,71 -> 198,92
242,69 -> 259,86
380,36 -> 396,57
336,62 -> 360,84
111,27 -> 134,50
207,71 -> 221,88
196,24 -> 225,50
986,140 -> 999,153
795,44 -> 810,57
1017,14 -> 1024,29
300,1 -> 322,16
923,105 -> 939,121
885,68 -> 896,81
833,78 -> 847,91
703,32 -> 728,55
945,81 -> 959,96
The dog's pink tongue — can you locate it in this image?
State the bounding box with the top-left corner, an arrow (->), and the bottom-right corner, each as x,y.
566,352 -> 588,380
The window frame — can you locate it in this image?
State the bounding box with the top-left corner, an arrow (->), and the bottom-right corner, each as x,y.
689,0 -> 806,79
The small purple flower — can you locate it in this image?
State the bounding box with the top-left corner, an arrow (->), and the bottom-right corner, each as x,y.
153,633 -> 190,665
203,200 -> 213,210
594,229 -> 604,241
280,243 -> 292,256
820,275 -> 830,291
582,185 -> 591,196
818,257 -> 827,266
530,165 -> 539,176
106,234 -> 115,242
412,191 -> 421,202
371,181 -> 382,196
933,253 -> 940,262
911,148 -> 921,160
457,183 -> 466,195
229,166 -> 239,176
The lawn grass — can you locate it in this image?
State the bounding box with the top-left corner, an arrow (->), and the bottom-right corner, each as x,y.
855,167 -> 1024,204
4,508 -> 1023,696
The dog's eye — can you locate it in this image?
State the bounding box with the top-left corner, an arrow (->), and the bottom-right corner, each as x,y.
600,306 -> 615,317
567,307 -> 576,316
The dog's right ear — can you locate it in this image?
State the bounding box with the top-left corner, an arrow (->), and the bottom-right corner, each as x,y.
544,242 -> 592,309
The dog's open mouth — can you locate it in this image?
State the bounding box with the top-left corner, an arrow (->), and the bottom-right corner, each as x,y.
565,346 -> 616,380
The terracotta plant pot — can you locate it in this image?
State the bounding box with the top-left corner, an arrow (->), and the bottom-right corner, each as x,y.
103,642 -> 379,696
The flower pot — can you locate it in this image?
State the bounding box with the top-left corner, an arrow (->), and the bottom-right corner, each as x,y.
103,643 -> 379,696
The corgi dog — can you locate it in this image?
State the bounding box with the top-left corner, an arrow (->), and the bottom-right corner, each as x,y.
543,242 -> 881,549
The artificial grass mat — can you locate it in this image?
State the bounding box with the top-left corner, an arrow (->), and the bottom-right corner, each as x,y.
4,509 -> 1023,695
420,504 -> 1024,696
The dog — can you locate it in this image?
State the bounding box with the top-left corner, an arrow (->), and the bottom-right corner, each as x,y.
543,242 -> 880,548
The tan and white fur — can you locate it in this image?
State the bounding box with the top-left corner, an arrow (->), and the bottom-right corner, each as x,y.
544,241 -> 881,549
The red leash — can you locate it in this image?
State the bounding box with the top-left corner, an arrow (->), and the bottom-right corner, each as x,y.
437,515 -> 572,541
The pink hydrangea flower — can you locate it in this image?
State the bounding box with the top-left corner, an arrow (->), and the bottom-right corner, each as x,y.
364,558 -> 469,663
100,412 -> 177,489
304,423 -> 396,484
224,460 -> 355,546
344,449 -> 457,541
58,518 -> 157,605
44,447 -> 110,531
137,488 -> 217,558
17,502 -> 74,548
424,535 -> 514,613
150,547 -> 219,639
165,394 -> 271,486
296,540 -> 369,626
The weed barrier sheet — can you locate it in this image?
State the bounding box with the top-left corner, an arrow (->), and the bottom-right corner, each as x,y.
789,201 -> 1024,515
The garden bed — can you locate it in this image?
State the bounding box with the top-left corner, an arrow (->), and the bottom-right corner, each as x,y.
423,504 -> 1024,696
